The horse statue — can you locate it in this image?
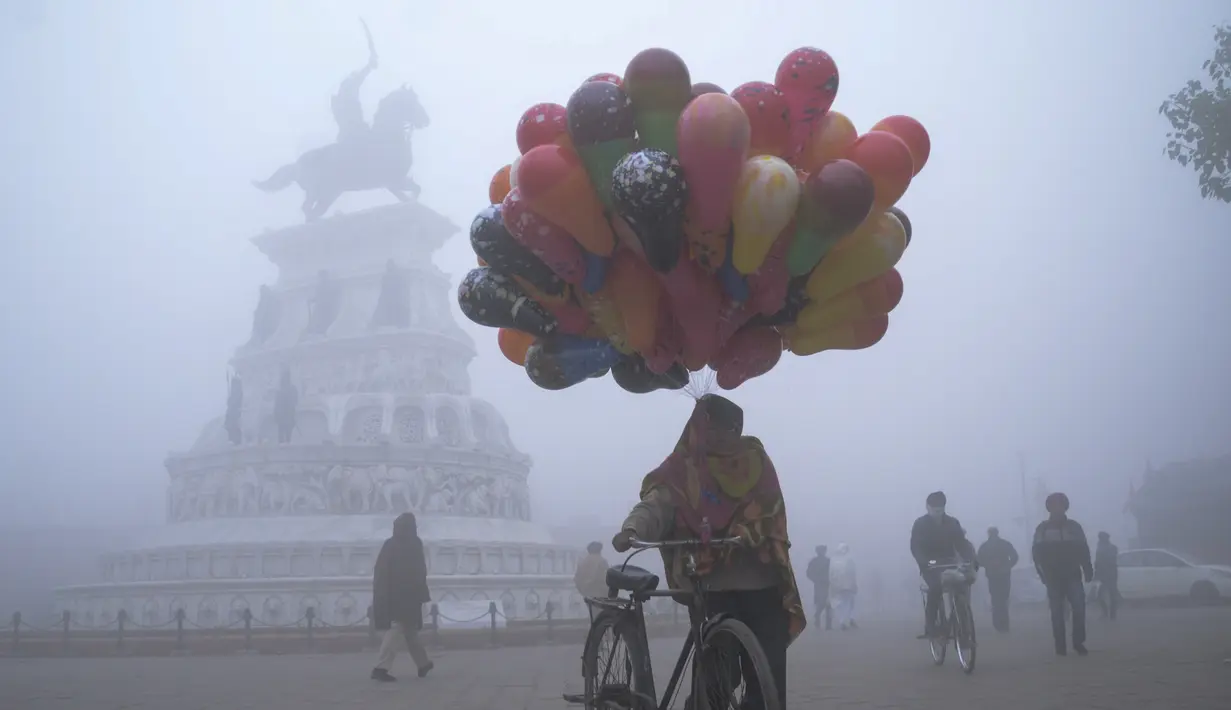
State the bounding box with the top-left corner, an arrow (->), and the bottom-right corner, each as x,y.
253,21 -> 429,222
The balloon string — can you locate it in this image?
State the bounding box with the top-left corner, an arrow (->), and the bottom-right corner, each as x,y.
682,368 -> 716,400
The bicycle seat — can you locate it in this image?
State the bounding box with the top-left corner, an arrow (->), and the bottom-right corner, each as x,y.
606,565 -> 660,594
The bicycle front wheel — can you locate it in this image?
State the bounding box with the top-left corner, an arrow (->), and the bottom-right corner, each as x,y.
697,617 -> 782,710
581,609 -> 651,710
952,597 -> 977,674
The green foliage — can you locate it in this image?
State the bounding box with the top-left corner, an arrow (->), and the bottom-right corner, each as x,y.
1159,24 -> 1230,203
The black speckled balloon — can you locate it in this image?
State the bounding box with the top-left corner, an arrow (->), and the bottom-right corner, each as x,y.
457,267 -> 558,337
469,204 -> 564,296
567,80 -> 636,146
611,355 -> 689,393
611,148 -> 688,273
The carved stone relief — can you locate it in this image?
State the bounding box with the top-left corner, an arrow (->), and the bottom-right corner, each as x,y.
167,462 -> 530,521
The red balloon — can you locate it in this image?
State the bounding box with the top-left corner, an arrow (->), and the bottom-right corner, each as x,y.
774,48 -> 840,162
871,115 -> 931,176
747,221 -> 794,316
730,81 -> 791,159
713,327 -> 783,389
516,103 -> 570,155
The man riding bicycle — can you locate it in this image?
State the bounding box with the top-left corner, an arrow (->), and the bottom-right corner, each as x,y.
613,394 -> 805,709
910,491 -> 977,638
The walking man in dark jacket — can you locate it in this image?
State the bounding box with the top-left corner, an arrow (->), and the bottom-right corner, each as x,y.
371,513 -> 434,680
1032,492 -> 1093,656
1094,532 -> 1120,620
977,526 -> 1019,632
806,545 -> 832,630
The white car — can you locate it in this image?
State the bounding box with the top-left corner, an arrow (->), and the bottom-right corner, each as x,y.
1115,548 -> 1231,604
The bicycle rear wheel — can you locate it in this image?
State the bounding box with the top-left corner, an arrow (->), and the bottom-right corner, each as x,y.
696,617 -> 782,710
952,597 -> 977,674
581,609 -> 651,710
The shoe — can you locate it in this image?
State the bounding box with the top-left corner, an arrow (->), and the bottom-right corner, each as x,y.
1055,647 -> 1067,657
1074,644 -> 1088,656
371,668 -> 397,682
417,661 -> 435,678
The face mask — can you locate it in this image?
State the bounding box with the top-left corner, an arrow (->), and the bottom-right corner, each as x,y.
927,506 -> 944,520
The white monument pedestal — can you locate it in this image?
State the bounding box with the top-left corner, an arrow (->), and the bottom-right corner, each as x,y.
56,202 -> 584,629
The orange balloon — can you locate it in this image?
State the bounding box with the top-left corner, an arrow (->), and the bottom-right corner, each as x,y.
577,288 -> 633,354
489,164 -> 512,204
516,144 -> 615,256
845,131 -> 914,213
800,110 -> 858,173
477,256 -> 488,267
607,250 -> 662,353
497,328 -> 536,365
785,314 -> 889,356
871,115 -> 930,176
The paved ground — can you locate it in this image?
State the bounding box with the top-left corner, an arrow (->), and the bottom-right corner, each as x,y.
2,606 -> 1229,709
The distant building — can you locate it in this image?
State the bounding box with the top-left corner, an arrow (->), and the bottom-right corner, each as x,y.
1129,455 -> 1231,563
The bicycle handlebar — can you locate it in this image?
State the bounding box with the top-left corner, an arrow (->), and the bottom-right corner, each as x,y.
627,536 -> 744,550
926,560 -> 974,570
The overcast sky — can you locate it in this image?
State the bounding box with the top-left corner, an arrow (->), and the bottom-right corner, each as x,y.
1,0 -> 1228,558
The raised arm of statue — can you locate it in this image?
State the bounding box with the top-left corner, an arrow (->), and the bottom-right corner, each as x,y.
331,19 -> 379,141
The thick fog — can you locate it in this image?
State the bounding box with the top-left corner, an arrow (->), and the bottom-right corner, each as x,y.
1,0 -> 1229,588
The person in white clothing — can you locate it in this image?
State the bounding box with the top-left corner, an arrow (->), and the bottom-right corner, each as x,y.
829,543 -> 858,630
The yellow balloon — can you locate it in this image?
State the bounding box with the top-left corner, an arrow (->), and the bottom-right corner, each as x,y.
509,155 -> 522,191
731,155 -> 801,275
794,268 -> 904,335
785,315 -> 890,356
805,212 -> 906,303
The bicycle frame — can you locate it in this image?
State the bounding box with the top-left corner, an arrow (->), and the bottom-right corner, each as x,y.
589,537 -> 742,710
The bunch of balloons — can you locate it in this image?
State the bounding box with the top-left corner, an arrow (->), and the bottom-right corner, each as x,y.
458,47 -> 929,393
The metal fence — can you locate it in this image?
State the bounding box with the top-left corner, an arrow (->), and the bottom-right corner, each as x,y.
6,601 -> 688,657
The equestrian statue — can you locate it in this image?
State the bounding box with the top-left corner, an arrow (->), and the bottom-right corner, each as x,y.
253,21 -> 429,221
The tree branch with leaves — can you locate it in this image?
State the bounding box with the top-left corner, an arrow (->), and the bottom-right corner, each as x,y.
1159,24 -> 1230,203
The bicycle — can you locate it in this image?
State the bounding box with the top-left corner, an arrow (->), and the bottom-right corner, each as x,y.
921,559 -> 977,674
563,537 -> 782,710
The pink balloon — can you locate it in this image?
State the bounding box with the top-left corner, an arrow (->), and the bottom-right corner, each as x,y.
501,187 -> 587,287
747,226 -> 793,316
714,299 -> 755,357
659,246 -> 724,366
677,93 -> 751,234
713,327 -> 783,389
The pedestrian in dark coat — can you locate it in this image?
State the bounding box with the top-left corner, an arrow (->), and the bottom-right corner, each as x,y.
371,513 -> 434,681
977,526 -> 1020,632
806,545 -> 832,630
1032,493 -> 1093,656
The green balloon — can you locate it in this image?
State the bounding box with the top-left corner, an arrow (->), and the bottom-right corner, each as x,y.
576,139 -> 637,209
787,223 -> 837,277
635,110 -> 682,156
